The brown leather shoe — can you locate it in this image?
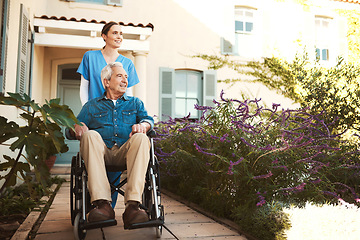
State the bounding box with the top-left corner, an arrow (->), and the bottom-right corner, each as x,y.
122,203 -> 149,229
88,200 -> 115,222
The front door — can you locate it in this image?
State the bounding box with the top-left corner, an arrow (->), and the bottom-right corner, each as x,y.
56,63 -> 81,165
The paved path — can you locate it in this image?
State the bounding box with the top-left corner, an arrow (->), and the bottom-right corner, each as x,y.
34,168 -> 247,240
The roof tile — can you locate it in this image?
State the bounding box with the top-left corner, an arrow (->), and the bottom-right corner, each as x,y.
36,15 -> 154,30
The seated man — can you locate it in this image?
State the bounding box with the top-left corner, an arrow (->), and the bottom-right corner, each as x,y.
72,62 -> 154,228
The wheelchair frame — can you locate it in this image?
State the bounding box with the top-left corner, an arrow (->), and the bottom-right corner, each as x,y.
70,131 -> 164,240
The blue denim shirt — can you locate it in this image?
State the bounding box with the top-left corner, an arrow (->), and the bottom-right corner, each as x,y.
77,93 -> 154,149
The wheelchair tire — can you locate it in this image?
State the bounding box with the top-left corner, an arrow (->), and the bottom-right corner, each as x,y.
74,213 -> 87,240
70,156 -> 76,225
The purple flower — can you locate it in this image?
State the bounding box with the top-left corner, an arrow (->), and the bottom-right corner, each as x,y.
156,148 -> 176,157
219,133 -> 229,142
334,182 -> 359,199
227,157 -> 244,175
240,137 -> 257,148
194,104 -> 214,111
322,191 -> 340,199
194,141 -> 216,156
310,178 -> 322,184
256,191 -> 267,207
280,183 -> 306,194
253,171 -> 273,180
295,151 -> 322,163
272,165 -> 288,171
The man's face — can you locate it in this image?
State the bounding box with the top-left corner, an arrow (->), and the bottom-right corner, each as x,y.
106,66 -> 128,95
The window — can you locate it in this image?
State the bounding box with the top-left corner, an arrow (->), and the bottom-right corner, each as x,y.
175,71 -> 202,118
68,0 -> 123,6
315,17 -> 332,61
233,6 -> 261,58
235,7 -> 254,34
0,0 -> 9,94
159,68 -> 217,121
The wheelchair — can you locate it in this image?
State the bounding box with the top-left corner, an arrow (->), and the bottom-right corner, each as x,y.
69,130 -> 164,240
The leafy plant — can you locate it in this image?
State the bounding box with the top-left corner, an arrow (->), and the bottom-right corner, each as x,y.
155,92 -> 360,239
0,93 -> 78,196
193,53 -> 360,137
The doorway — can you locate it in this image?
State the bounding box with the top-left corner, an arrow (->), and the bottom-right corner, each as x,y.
56,63 -> 81,165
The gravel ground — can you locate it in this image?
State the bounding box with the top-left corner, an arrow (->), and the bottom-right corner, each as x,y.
284,201 -> 360,240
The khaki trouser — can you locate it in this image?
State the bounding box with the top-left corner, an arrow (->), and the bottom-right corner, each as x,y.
80,130 -> 150,204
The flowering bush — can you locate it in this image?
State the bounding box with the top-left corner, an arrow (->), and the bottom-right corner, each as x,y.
193,53 -> 360,137
154,91 -> 360,239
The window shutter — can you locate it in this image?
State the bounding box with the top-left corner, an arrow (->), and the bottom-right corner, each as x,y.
0,0 -> 9,93
16,4 -> 29,95
202,70 -> 217,107
106,0 -> 123,6
159,67 -> 175,121
221,37 -> 235,55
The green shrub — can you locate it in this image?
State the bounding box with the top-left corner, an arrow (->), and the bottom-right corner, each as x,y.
155,93 -> 360,239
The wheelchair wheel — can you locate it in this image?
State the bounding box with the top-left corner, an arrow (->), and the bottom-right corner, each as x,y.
70,156 -> 77,225
143,155 -> 163,238
74,213 -> 87,240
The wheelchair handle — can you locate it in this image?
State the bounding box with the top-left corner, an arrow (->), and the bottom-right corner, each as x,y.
147,129 -> 156,138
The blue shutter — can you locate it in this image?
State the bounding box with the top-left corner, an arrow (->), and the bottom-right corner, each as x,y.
0,0 -> 9,93
16,4 -> 29,95
159,67 -> 175,121
316,48 -> 320,60
221,37 -> 235,55
202,70 -> 217,107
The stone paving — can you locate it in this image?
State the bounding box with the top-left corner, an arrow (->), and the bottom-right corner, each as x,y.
34,167 -> 247,240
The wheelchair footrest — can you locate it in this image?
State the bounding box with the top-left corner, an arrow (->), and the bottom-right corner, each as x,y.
83,219 -> 117,230
126,218 -> 164,230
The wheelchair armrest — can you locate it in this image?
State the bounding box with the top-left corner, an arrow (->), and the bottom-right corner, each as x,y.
65,128 -> 77,140
147,129 -> 156,138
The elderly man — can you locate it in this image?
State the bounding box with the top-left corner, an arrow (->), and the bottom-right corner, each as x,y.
73,62 -> 153,228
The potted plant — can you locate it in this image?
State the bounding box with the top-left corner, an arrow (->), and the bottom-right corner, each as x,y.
0,92 -> 79,195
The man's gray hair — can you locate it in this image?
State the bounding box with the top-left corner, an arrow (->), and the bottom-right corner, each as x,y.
101,62 -> 124,88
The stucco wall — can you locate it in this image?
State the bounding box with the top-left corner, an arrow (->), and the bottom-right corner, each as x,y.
28,0 -> 221,117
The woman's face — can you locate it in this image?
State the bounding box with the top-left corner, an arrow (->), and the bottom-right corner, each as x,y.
103,25 -> 123,49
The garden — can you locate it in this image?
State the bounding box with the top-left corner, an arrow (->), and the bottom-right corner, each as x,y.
154,53 -> 360,239
0,93 -> 78,239
0,53 -> 359,240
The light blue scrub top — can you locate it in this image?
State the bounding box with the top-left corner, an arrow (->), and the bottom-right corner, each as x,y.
77,50 -> 140,100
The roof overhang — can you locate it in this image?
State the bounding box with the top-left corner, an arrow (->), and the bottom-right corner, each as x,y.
33,17 -> 153,52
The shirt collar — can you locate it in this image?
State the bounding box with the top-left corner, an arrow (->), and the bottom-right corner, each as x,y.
99,92 -> 129,101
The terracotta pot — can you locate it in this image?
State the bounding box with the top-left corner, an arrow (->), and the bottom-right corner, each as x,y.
45,155 -> 57,170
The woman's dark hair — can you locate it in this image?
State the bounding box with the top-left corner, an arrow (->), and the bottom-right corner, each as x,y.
101,21 -> 119,36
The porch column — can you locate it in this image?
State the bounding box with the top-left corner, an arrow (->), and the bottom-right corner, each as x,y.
132,51 -> 148,104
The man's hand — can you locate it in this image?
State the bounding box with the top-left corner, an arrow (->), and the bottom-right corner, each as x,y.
74,122 -> 89,140
129,122 -> 150,137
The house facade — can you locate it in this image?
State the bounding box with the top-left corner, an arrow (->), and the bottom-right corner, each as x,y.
0,0 -> 359,169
